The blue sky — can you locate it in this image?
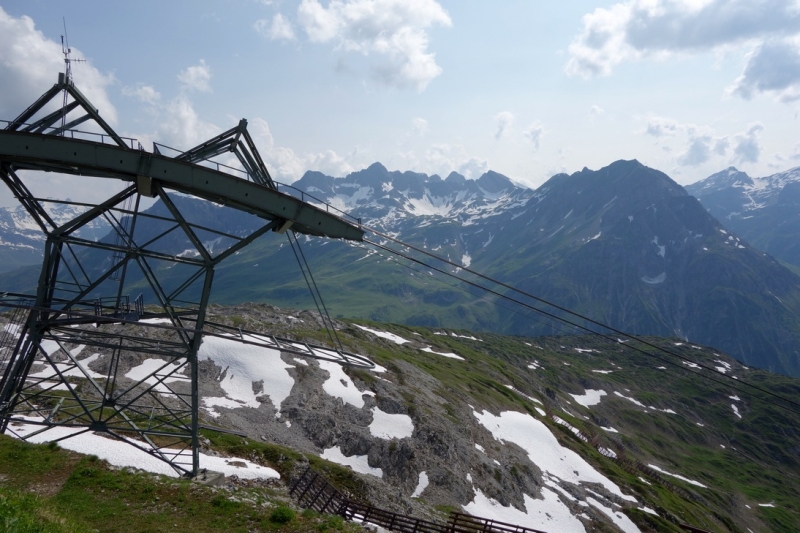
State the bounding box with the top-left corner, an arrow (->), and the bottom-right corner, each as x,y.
1,0 -> 800,207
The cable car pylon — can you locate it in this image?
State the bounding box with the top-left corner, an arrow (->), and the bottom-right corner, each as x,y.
0,71 -> 369,477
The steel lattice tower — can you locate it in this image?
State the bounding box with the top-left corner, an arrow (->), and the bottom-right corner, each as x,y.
0,73 -> 369,476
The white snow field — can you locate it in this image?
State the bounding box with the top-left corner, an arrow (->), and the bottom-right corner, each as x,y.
318,360 -> 374,408
569,389 -> 607,407
9,417 -> 279,480
125,358 -> 189,395
411,471 -> 429,498
647,464 -> 707,488
421,346 -> 465,360
198,335 -> 295,415
369,407 -> 414,440
470,409 -> 642,532
354,324 -> 410,345
321,446 -> 383,478
463,487 -> 587,533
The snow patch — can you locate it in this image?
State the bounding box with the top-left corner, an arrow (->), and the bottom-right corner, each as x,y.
473,410 -> 636,501
321,447 -> 382,478
125,358 -> 189,395
587,497 -> 642,533
463,488 -> 587,533
411,471 -> 429,498
569,389 -> 607,408
647,464 -> 707,488
354,324 -> 409,345
369,407 -> 414,440
9,417 -> 278,479
421,346 -> 464,360
318,360 -> 370,408
641,272 -> 666,284
199,336 -> 293,413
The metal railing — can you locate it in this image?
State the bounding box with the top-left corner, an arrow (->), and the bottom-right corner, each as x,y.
2,119 -> 361,225
153,142 -> 361,224
289,466 -> 550,533
1,119 -> 143,150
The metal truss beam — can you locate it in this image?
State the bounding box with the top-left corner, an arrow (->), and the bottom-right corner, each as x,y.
0,74 -> 369,477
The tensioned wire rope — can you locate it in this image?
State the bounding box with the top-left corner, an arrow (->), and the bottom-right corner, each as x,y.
344,241 -> 596,340
286,231 -> 344,352
354,225 -> 800,416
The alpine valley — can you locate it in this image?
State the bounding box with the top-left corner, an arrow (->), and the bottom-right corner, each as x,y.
2,159 -> 799,377
2,160 -> 800,533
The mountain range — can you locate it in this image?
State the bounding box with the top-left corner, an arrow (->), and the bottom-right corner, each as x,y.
686,166 -> 800,271
2,160 -> 800,377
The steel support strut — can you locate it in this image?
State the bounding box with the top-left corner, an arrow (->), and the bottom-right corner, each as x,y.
0,73 -> 367,477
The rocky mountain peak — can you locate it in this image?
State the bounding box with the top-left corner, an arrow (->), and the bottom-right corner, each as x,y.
291,164 -> 533,229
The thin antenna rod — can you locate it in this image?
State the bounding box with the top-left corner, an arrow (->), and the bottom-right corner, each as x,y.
59,18 -> 85,134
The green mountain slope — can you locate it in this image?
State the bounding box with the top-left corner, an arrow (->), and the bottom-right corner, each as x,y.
3,304 -> 797,532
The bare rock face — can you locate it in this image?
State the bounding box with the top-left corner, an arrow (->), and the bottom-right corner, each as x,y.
196,327 -> 541,519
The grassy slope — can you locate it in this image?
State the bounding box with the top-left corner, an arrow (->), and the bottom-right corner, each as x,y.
335,318 -> 800,533
0,433 -> 370,533
202,305 -> 800,532
2,307 -> 798,532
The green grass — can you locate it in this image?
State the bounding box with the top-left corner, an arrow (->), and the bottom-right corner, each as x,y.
0,435 -> 365,533
4,307 -> 799,533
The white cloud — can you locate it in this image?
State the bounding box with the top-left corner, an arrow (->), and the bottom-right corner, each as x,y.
566,0 -> 800,80
713,136 -> 730,156
411,117 -> 428,135
122,84 -> 161,105
729,38 -> 800,102
296,0 -> 452,91
644,115 -> 680,137
157,94 -> 219,149
422,144 -> 489,179
641,115 -> 744,167
524,122 -> 545,150
178,60 -> 212,92
493,111 -> 514,139
249,117 -> 355,181
677,133 -> 713,166
733,122 -> 764,163
589,105 -> 605,116
0,6 -> 117,125
254,14 -> 296,41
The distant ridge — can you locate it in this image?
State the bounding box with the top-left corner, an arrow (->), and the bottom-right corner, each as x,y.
3,160 -> 800,376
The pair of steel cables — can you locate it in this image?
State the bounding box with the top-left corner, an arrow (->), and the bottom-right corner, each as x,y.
287,210 -> 800,416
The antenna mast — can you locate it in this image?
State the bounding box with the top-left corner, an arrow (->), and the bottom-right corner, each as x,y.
60,18 -> 85,134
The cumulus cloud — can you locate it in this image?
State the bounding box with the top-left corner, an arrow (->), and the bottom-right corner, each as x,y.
493,111 -> 514,139
641,115 -> 764,167
589,105 -> 605,116
178,60 -> 212,92
156,95 -> 219,149
254,14 -> 296,41
422,144 -> 489,179
249,117 -> 355,181
728,38 -> 800,102
733,122 -> 764,163
296,0 -> 452,91
644,115 -> 680,137
0,6 -> 117,124
677,134 -> 713,166
523,122 -> 544,150
566,0 -> 800,91
411,117 -> 428,135
122,84 -> 161,105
